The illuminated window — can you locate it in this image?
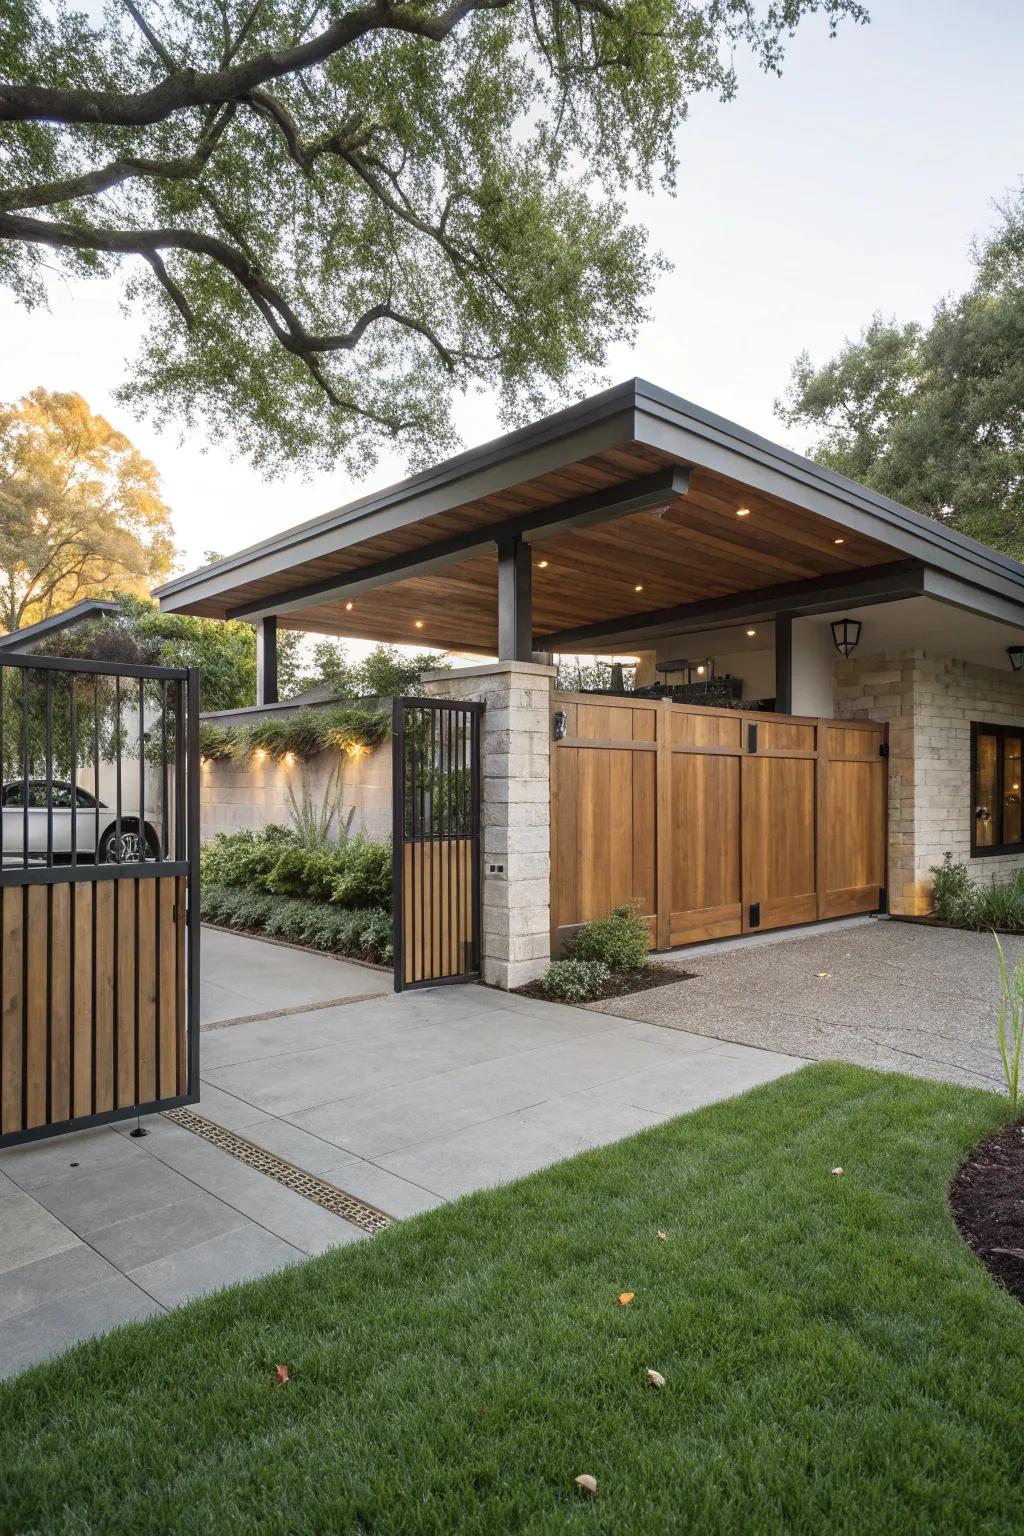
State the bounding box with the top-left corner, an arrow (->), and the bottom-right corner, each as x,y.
972,723 -> 1024,854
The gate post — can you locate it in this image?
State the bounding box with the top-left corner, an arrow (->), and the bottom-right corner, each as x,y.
421,660 -> 556,989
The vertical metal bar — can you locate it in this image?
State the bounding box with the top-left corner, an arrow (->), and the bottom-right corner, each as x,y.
160,679 -> 169,859
93,676 -> 100,860
429,705 -> 436,981
391,698 -> 404,993
416,708 -> 425,986
0,664 -> 5,868
70,675 -> 78,867
185,668 -> 201,1101
21,670 -> 30,871
174,679 -> 186,860
44,671 -> 53,867
138,677 -> 146,863
445,706 -> 453,978
114,676 -> 122,863
471,706 -> 482,973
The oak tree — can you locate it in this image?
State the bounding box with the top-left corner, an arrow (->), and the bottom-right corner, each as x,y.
2,0 -> 865,476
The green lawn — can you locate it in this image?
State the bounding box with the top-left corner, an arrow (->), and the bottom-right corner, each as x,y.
2,1063 -> 1022,1535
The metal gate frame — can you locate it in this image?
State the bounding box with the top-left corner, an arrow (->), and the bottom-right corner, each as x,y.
0,652 -> 201,1147
392,696 -> 483,992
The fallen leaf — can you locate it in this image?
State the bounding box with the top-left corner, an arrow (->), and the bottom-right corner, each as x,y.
275,1364 -> 290,1385
646,1369 -> 666,1389
574,1475 -> 598,1496
831,1167 -> 844,1177
816,972 -> 832,979
617,1292 -> 635,1306
656,1230 -> 668,1242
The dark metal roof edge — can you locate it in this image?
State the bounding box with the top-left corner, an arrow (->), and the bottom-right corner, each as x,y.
155,376 -> 1024,609
632,379 -> 1024,589
155,380 -> 641,600
0,598 -> 121,652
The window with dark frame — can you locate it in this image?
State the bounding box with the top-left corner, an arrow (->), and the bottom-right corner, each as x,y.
972,722 -> 1024,855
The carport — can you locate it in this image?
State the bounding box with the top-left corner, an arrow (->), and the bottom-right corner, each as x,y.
156,378 -> 1024,988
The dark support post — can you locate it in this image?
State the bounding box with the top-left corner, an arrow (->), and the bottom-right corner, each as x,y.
255,616 -> 278,705
775,612 -> 793,714
497,536 -> 533,662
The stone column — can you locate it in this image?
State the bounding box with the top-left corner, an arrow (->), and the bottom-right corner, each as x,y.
422,660 -> 555,988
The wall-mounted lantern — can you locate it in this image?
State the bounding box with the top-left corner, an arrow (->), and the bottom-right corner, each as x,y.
553,709 -> 568,741
1007,645 -> 1024,673
831,618 -> 862,659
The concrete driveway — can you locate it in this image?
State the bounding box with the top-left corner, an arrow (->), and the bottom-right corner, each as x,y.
591,916 -> 1016,1091
0,928 -> 800,1377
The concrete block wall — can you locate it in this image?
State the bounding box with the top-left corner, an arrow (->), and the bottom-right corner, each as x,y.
199,743 -> 392,844
423,660 -> 555,989
834,649 -> 1024,913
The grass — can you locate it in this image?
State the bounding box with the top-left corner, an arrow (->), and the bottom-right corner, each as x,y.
1,1063 -> 1022,1534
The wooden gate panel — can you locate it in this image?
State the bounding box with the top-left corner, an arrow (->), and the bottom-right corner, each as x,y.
670,751 -> 742,945
550,698 -> 659,951
0,652 -> 199,1147
742,755 -> 818,931
550,694 -> 887,953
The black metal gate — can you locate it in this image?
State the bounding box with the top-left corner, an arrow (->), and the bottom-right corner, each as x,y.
392,697 -> 483,991
0,652 -> 201,1146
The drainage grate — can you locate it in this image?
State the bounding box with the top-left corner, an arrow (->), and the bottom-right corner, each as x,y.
164,1108 -> 393,1235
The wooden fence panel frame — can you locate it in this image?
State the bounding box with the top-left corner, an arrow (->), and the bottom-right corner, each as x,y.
550,692 -> 887,953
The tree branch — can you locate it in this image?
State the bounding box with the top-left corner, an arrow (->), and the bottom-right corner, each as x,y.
0,0 -> 523,126
143,251 -> 196,327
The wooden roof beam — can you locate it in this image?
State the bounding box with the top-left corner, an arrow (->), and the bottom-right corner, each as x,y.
226,466 -> 689,622
536,560 -> 926,651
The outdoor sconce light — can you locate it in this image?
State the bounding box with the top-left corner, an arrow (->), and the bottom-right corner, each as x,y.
831,618 -> 862,659
553,710 -> 568,741
1007,645 -> 1024,672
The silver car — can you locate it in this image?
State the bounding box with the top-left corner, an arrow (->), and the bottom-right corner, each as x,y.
1,779 -> 162,864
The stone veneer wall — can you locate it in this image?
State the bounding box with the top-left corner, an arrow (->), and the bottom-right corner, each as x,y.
199,743 -> 392,844
834,650 -> 1024,914
422,660 -> 555,989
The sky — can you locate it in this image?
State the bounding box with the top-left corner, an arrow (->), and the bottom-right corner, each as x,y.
1,0 -> 1022,588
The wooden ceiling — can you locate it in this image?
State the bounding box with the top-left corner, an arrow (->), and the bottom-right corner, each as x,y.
181,441 -> 904,654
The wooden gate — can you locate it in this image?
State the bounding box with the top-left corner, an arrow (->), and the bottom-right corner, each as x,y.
0,653 -> 200,1147
392,697 -> 482,990
550,694 -> 886,952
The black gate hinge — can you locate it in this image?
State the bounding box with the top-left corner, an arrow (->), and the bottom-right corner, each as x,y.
879,742 -> 890,758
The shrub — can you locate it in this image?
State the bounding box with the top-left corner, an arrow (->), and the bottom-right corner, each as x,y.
203,705 -> 389,764
539,958 -> 610,1003
563,903 -> 650,971
202,881 -> 392,965
265,845 -> 346,903
331,837 -> 393,909
200,826 -> 294,889
930,853 -> 981,926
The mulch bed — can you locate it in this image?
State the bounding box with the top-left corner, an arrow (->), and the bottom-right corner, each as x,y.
950,1122 -> 1024,1304
515,963 -> 694,1005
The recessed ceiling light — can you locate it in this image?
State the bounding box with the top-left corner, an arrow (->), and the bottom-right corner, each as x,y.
345,601 -> 354,610
414,619 -> 424,628
746,628 -> 757,637
834,537 -> 845,545
537,559 -> 549,569
634,584 -> 644,592
736,507 -> 751,518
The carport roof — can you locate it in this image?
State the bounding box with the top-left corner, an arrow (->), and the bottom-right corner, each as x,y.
155,379 -> 1024,654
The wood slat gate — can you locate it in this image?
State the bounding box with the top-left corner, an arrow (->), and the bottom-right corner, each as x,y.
0,653 -> 200,1147
551,693 -> 887,953
392,697 -> 483,990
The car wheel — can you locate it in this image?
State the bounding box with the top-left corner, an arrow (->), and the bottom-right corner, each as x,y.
99,825 -> 151,863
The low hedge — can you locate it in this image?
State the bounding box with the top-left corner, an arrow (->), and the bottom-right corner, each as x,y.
199,706 -> 388,764
931,853 -> 1024,931
202,883 -> 393,965
200,826 -> 392,909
